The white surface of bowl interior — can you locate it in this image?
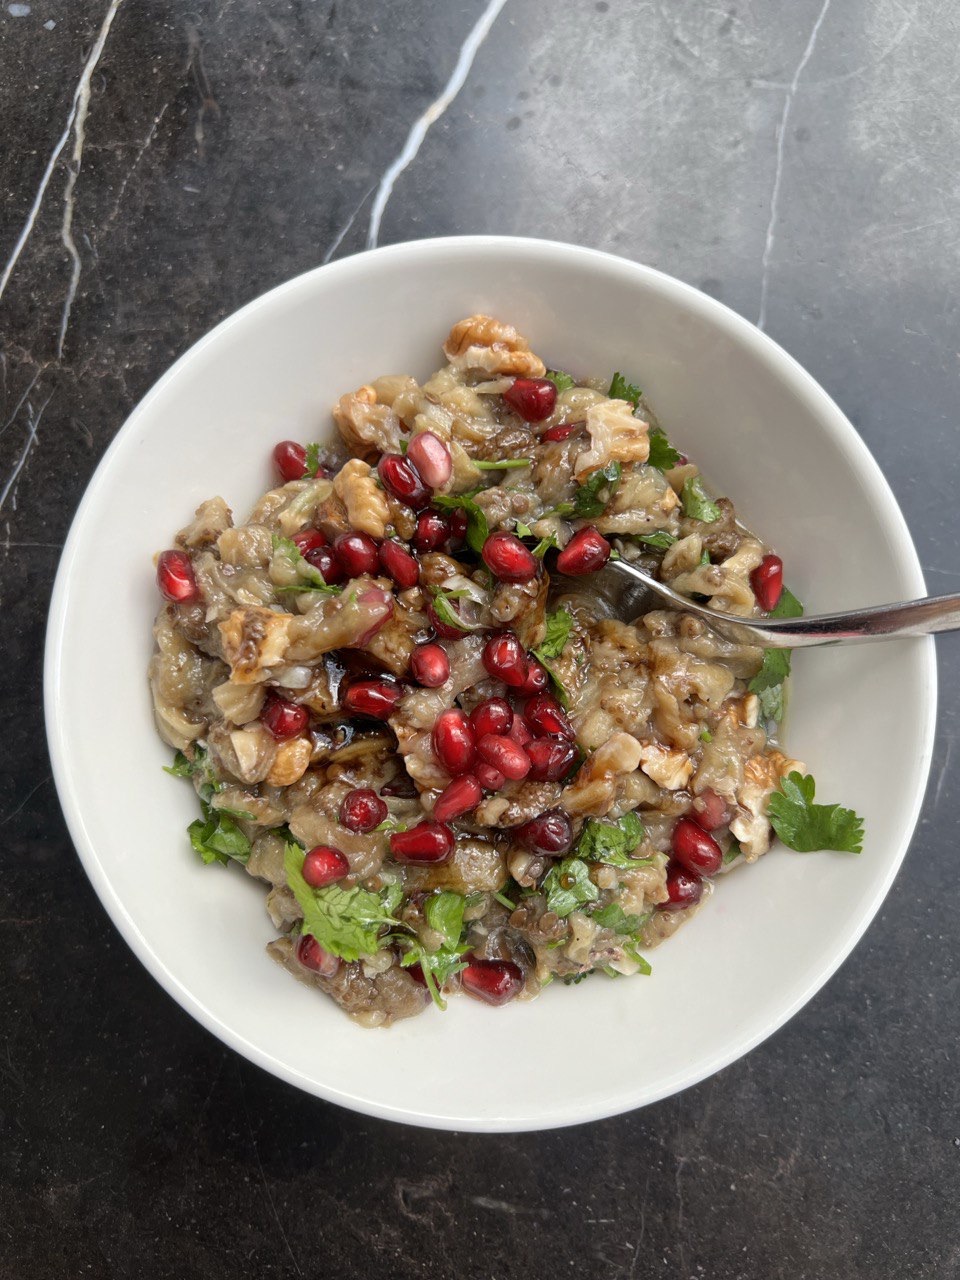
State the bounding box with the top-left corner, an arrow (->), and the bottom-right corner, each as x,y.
45,237 -> 936,1131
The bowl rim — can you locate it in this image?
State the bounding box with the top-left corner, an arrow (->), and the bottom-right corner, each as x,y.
44,235 -> 938,1130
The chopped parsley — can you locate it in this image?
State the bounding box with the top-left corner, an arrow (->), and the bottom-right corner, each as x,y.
637,530 -> 678,552
429,585 -> 482,633
554,460 -> 622,520
723,839 -> 742,865
188,800 -> 251,867
535,607 -> 573,661
303,442 -> 323,478
680,475 -> 721,524
272,535 -> 342,594
647,427 -> 681,471
284,842 -> 400,961
546,369 -> 576,393
473,459 -> 531,471
767,772 -> 865,854
590,902 -> 646,934
577,812 -> 647,867
608,372 -> 642,406
432,492 -> 489,555
543,858 -> 600,918
399,890 -> 470,1009
748,587 -> 804,723
516,522 -> 559,559
424,891 -> 466,947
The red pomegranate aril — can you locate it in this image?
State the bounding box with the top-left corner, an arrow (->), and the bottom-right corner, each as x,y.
304,544 -> 345,585
333,531 -> 379,577
461,957 -> 524,1006
432,709 -> 476,775
482,531 -> 538,583
692,787 -> 730,832
433,775 -> 482,823
410,642 -> 450,688
261,692 -> 309,740
342,679 -> 402,720
413,510 -> 450,553
339,788 -> 388,833
556,526 -> 611,576
524,692 -> 574,740
273,439 -> 307,482
660,860 -> 704,912
540,421 -> 583,442
302,845 -> 350,888
671,816 -> 723,877
516,808 -> 574,855
354,586 -> 395,645
750,553 -> 784,612
475,762 -> 507,792
508,716 -> 534,748
426,600 -> 469,640
379,538 -> 419,590
390,821 -> 455,864
292,528 -> 327,555
482,632 -> 528,687
447,508 -> 468,549
156,550 -> 199,603
526,736 -> 578,783
377,453 -> 432,510
504,377 -> 557,423
477,734 -> 531,781
296,934 -> 340,976
406,431 -> 452,489
516,659 -> 549,696
470,697 -> 513,739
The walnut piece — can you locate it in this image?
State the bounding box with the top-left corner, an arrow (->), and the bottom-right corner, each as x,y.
442,314 -> 546,378
333,458 -> 391,538
219,606 -> 292,683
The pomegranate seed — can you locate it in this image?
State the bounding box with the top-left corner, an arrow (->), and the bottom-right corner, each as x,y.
292,528 -> 327,555
482,531 -> 538,583
660,860 -> 704,912
156,550 -> 199,603
751,554 -> 784,612
377,453 -> 432,510
692,788 -> 729,832
433,775 -> 482,822
524,692 -> 574,740
333,531 -> 379,577
410,642 -> 450,688
302,845 -> 350,887
407,962 -> 427,987
482,633 -> 528,687
413,510 -> 450,553
516,660 -> 549,696
261,692 -> 309,740
342,679 -> 402,720
470,697 -> 513,738
354,586 -> 395,645
378,538 -> 419,590
390,821 -> 455,864
406,431 -> 452,489
447,508 -> 468,550
504,377 -> 557,422
461,957 -> 524,1006
476,762 -> 507,792
672,816 -> 722,877
508,716 -> 534,748
516,808 -> 574,855
556,526 -> 611,576
526,736 -> 577,782
304,544 -> 345,585
273,440 -> 307,482
477,734 -> 531,781
339,788 -> 388,833
432,709 -> 476,775
426,600 -> 470,639
540,421 -> 583,442
296,934 -> 340,976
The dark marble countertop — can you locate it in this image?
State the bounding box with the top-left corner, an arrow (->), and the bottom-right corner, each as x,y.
2,1 -> 958,1275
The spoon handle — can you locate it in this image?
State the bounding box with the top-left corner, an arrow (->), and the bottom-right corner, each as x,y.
755,593 -> 960,647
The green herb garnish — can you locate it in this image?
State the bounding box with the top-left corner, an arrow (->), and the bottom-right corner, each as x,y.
577,812 -> 646,867
473,459 -> 531,471
432,492 -> 489,555
543,858 -> 600,918
748,587 -> 804,723
188,800 -> 251,867
608,372 -> 642,406
637,530 -> 677,551
284,842 -> 400,961
680,476 -> 721,524
767,772 -> 864,854
647,427 -> 681,471
546,370 -> 576,393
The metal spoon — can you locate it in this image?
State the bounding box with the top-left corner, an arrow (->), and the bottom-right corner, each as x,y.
578,555 -> 960,648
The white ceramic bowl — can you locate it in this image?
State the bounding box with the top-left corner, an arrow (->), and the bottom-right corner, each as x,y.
45,237 -> 936,1131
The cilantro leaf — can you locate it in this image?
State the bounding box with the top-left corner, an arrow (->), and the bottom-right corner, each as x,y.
164,750 -> 196,779
681,475 -> 721,524
432,493 -> 489,555
543,858 -> 600,918
546,370 -> 575,393
188,800 -> 251,867
517,523 -> 559,558
723,838 -> 742,865
272,535 -> 342,594
473,459 -> 531,471
400,942 -> 470,1009
535,608 -> 573,661
553,461 -> 622,520
303,443 -> 322,478
637,530 -> 677,551
283,842 -> 399,961
748,586 -> 805,723
647,427 -> 681,471
424,891 -> 466,948
577,812 -> 647,867
165,745 -> 226,804
429,585 -> 482,633
771,585 -> 804,619
608,372 -> 642,406
591,902 -> 647,934
767,772 -> 865,854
